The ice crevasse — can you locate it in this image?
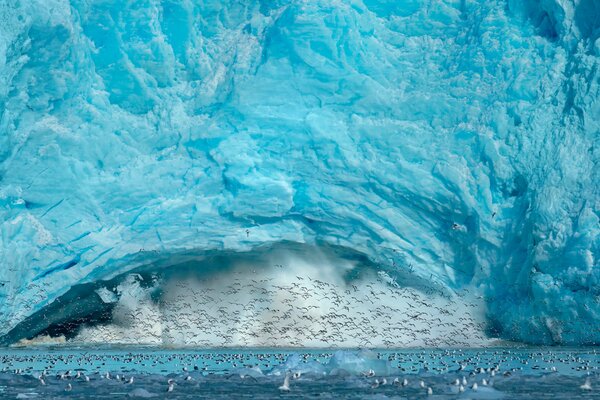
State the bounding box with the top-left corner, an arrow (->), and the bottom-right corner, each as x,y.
0,0 -> 598,345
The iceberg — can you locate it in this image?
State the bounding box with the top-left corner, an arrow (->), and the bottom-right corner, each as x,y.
0,0 -> 598,346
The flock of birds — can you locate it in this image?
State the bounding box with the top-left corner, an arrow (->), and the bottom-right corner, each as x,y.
3,268 -> 599,397
0,349 -> 599,397
74,270 -> 489,348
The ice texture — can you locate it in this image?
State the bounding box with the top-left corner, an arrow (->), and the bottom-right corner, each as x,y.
0,0 -> 598,345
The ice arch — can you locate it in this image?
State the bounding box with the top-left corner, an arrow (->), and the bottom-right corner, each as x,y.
0,0 -> 598,345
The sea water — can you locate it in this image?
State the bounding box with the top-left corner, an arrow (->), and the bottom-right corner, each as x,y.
1,347 -> 599,399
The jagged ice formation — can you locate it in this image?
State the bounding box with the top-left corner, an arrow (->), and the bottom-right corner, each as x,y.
0,0 -> 599,345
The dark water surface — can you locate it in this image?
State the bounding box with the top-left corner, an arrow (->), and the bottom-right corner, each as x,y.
1,347 -> 599,399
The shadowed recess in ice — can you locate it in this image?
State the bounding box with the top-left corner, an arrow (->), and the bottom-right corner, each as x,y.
0,0 -> 598,345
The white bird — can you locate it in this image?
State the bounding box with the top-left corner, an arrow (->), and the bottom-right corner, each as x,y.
453,378 -> 460,385
482,378 -> 488,386
127,376 -> 134,384
38,376 -> 46,386
293,371 -> 301,379
472,382 -> 478,391
66,383 -> 72,392
427,387 -> 433,395
459,384 -> 465,393
105,372 -> 110,380
462,376 -> 467,385
420,380 -> 426,388
185,375 -> 192,381
402,378 -> 408,386
167,379 -> 175,392
363,369 -> 375,377
581,377 -> 592,391
279,373 -> 291,391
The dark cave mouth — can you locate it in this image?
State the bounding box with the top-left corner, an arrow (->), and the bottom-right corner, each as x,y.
1,243 -> 374,346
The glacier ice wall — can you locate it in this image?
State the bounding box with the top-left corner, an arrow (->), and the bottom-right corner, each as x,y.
0,0 -> 598,345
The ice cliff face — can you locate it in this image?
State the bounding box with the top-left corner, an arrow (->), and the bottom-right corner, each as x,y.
0,0 -> 598,346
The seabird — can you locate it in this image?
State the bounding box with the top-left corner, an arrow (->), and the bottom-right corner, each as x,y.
363,369 -> 375,377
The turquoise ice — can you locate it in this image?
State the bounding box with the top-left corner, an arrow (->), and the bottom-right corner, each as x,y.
0,0 -> 598,345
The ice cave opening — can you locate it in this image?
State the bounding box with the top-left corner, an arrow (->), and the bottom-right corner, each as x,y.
2,242 -> 491,348
1,0 -> 598,349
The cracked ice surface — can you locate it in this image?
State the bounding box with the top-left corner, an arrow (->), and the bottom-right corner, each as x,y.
0,0 -> 599,345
